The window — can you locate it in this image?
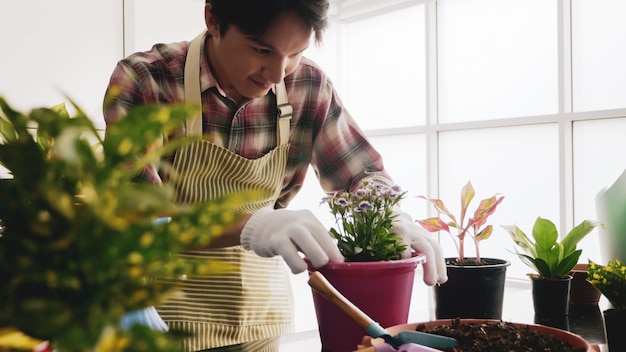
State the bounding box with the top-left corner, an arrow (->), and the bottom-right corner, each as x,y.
342,5 -> 427,129
438,0 -> 558,122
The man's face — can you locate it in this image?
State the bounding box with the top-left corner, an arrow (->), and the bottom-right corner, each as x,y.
205,8 -> 313,102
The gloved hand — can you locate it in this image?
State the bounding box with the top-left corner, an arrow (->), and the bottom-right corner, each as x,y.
391,209 -> 448,286
241,208 -> 345,274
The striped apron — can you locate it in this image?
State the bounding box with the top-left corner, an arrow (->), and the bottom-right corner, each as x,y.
155,31 -> 294,352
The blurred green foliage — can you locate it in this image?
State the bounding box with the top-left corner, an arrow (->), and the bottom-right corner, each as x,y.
0,97 -> 259,351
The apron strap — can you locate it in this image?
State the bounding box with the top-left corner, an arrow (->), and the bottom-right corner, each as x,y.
275,81 -> 292,146
184,31 -> 206,137
184,30 -> 292,146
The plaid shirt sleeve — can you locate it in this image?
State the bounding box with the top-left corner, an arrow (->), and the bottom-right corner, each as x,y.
279,59 -> 394,207
103,43 -> 188,185
311,82 -> 394,193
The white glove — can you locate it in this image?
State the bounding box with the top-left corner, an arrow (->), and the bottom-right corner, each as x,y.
241,208 -> 345,274
391,209 -> 448,286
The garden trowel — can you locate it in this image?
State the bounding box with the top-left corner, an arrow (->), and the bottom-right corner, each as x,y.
308,271 -> 458,351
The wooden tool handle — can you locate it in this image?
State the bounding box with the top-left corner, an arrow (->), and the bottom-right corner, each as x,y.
308,271 -> 374,329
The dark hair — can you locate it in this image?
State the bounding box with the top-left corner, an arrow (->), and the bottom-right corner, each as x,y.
206,0 -> 329,43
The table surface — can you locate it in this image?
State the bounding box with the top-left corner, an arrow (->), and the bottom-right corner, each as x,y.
196,280 -> 609,351
278,281 -> 609,351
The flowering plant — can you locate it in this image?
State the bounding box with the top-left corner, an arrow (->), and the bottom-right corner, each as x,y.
587,259 -> 626,311
324,180 -> 407,262
416,181 -> 504,265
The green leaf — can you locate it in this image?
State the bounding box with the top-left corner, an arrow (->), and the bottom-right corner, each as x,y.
101,104 -> 199,168
417,196 -> 458,225
0,141 -> 47,186
560,220 -> 600,256
532,217 -> 558,252
536,245 -> 561,274
459,181 -> 475,225
553,249 -> 582,278
470,194 -> 504,229
502,225 -> 536,257
416,217 -> 450,233
0,111 -> 17,143
0,96 -> 29,142
534,258 -> 552,279
475,225 -> 493,242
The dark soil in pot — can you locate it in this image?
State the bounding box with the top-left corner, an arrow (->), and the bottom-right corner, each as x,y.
413,319 -> 587,352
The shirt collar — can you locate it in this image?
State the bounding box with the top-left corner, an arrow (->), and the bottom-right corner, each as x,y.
198,36 -> 229,97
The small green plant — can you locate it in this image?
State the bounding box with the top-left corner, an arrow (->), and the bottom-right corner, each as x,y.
416,181 -> 504,264
324,180 -> 407,262
503,217 -> 601,279
587,259 -> 626,311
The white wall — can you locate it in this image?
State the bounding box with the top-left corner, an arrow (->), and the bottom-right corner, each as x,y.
0,1 -> 124,129
124,0 -> 206,54
0,0 -> 206,128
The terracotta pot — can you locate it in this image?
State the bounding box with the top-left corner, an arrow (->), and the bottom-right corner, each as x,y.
369,319 -> 593,352
434,258 -> 510,320
569,263 -> 601,305
307,254 -> 425,352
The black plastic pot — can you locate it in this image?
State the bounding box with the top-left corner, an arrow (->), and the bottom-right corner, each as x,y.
434,258 -> 510,320
531,275 -> 572,318
603,308 -> 626,351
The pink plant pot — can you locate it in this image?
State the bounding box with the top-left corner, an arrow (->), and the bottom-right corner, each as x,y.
307,254 -> 426,352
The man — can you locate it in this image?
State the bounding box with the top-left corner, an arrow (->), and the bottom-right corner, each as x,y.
104,0 -> 447,350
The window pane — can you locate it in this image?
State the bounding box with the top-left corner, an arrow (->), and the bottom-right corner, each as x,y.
572,0 -> 626,112
573,117 -> 626,263
305,18 -> 340,86
437,125 -> 560,278
438,0 -> 558,122
368,134 -> 428,214
342,5 -> 427,129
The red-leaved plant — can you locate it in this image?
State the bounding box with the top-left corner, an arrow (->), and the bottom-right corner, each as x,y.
416,181 -> 504,264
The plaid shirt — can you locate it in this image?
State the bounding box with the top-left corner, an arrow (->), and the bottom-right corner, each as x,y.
103,40 -> 391,207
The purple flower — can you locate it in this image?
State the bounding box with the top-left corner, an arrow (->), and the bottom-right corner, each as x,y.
335,198 -> 349,207
356,201 -> 374,212
355,188 -> 368,197
388,190 -> 400,199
